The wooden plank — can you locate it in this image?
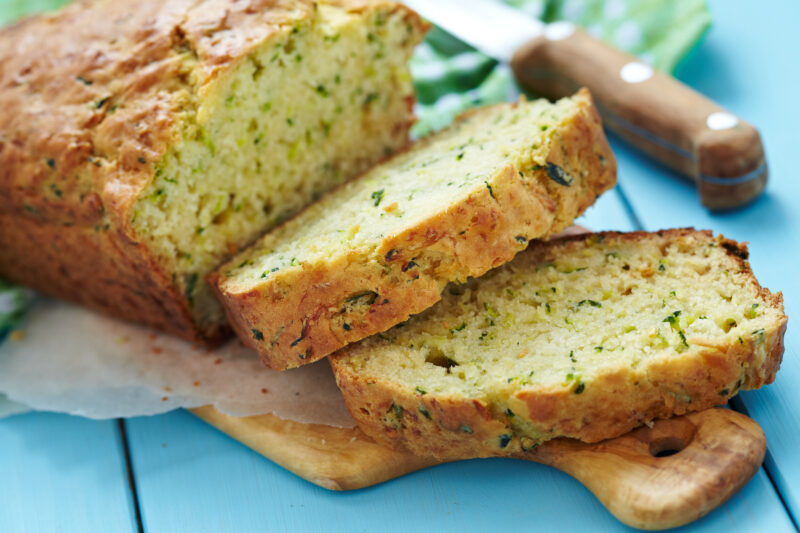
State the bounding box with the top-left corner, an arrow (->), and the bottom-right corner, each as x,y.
616,0 -> 800,521
125,409 -> 794,532
0,412 -> 138,532
190,405 -> 771,530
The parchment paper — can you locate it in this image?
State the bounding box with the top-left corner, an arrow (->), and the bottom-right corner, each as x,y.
0,298 -> 356,427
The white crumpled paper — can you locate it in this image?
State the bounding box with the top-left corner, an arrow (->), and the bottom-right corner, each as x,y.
0,298 -> 356,427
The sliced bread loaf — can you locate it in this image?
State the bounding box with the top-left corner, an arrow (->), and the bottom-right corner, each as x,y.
0,0 -> 427,342
329,229 -> 787,459
212,89 -> 617,369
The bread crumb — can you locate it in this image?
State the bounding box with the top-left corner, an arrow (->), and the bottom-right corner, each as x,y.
193,381 -> 201,387
9,330 -> 24,342
261,388 -> 269,394
152,346 -> 162,354
214,358 -> 223,365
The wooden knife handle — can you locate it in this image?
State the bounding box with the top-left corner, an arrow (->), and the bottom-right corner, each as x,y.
510,24 -> 767,210
520,408 -> 766,530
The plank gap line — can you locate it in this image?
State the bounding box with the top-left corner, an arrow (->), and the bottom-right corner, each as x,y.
117,419 -> 145,533
611,183 -> 645,231
730,397 -> 800,532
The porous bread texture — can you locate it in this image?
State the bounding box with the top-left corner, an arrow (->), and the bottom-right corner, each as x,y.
330,229 -> 787,460
135,2 -> 424,332
213,89 -> 617,370
0,0 -> 426,342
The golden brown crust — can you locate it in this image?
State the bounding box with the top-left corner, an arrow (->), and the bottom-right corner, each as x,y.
329,229 -> 787,460
0,0 -> 425,342
213,89 -> 617,369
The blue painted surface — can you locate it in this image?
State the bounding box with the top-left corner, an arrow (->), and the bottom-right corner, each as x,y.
126,410 -> 793,533
0,413 -> 136,532
2,1 -> 799,531
615,0 -> 800,526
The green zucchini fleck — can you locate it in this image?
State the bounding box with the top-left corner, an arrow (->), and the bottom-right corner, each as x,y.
677,330 -> 689,351
546,162 -> 573,186
458,424 -> 473,434
184,272 -> 198,306
370,189 -> 384,206
498,434 -> 513,448
290,320 -> 308,347
448,322 -> 466,334
663,311 -> 681,330
251,328 -> 264,341
260,267 -> 280,279
484,181 -> 496,200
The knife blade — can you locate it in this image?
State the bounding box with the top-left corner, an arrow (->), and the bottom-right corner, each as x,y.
403,0 -> 767,210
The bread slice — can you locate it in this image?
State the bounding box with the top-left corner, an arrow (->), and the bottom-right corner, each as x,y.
0,0 -> 427,342
329,229 -> 787,459
212,89 -> 617,369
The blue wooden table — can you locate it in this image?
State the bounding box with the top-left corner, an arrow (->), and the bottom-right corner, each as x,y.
2,1 -> 798,531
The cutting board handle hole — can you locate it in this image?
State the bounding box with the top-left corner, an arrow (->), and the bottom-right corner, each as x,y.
649,436 -> 687,458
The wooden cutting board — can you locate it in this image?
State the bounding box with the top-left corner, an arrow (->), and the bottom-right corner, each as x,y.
191,406 -> 765,530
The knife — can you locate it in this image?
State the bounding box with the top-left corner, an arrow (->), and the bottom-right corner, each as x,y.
403,0 -> 767,210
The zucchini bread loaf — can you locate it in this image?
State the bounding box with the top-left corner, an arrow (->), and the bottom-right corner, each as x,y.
0,0 -> 427,342
329,229 -> 787,459
212,89 -> 616,369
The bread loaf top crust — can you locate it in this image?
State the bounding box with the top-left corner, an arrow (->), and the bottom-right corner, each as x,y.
0,0 -> 426,341
0,0 -> 395,230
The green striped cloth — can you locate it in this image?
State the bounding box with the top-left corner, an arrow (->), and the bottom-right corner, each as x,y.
0,0 -> 710,335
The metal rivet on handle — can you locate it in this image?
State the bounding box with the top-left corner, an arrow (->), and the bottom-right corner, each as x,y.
544,21 -> 576,41
706,112 -> 739,130
620,61 -> 654,84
